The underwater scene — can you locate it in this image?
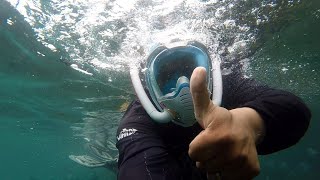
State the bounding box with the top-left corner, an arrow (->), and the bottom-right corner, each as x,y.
0,0 -> 319,179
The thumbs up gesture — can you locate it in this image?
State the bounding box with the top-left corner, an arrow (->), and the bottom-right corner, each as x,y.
189,67 -> 265,180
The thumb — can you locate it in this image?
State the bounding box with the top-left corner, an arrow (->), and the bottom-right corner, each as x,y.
190,67 -> 213,128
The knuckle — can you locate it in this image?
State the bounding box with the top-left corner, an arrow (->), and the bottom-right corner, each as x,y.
188,144 -> 196,158
219,133 -> 236,146
252,164 -> 261,176
235,152 -> 248,163
246,161 -> 260,178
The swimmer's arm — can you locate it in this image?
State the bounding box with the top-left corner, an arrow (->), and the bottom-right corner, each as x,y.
222,71 -> 311,154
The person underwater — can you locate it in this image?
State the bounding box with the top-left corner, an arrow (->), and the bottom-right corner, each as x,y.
115,41 -> 311,180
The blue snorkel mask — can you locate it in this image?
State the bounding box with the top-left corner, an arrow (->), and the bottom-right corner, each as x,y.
130,41 -> 222,127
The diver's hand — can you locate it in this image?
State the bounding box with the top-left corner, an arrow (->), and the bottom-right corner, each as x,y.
188,67 -> 265,180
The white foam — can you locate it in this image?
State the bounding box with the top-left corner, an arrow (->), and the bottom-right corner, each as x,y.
7,0 -> 261,76
70,64 -> 93,76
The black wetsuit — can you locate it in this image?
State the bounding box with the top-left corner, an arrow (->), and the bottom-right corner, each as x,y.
116,70 -> 311,180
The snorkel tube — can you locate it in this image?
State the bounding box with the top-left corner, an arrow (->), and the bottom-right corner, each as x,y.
212,60 -> 223,106
130,41 -> 222,126
130,65 -> 174,123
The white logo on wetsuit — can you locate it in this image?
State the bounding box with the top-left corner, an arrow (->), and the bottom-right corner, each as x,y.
117,128 -> 138,141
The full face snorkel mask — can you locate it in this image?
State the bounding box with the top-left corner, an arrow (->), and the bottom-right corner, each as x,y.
130,41 -> 222,127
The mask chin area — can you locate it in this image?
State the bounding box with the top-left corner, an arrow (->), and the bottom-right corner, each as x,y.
160,79 -> 196,127
162,76 -> 190,99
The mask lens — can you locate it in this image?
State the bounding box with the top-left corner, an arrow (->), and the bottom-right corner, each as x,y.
155,49 -> 196,95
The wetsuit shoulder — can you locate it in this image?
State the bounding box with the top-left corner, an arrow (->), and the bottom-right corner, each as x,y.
221,70 -> 311,154
117,100 -> 156,135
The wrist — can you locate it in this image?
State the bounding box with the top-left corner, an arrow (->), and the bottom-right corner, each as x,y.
230,107 -> 265,145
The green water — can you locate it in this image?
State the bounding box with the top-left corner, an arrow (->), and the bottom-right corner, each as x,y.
251,10 -> 320,179
1,2 -> 118,179
0,0 -> 319,179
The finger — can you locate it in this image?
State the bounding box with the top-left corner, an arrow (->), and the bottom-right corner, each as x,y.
200,148 -> 248,174
210,149 -> 260,180
197,162 -> 222,180
204,163 -> 254,180
200,157 -> 228,173
196,161 -> 206,169
207,173 -> 222,180
226,148 -> 260,180
221,162 -> 260,180
189,117 -> 232,162
189,130 -> 219,161
190,67 -> 212,127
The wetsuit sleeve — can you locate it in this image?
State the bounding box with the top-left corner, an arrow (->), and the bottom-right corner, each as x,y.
221,71 -> 311,155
